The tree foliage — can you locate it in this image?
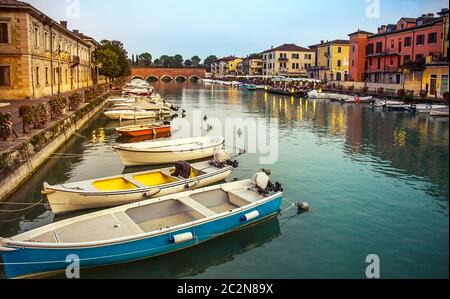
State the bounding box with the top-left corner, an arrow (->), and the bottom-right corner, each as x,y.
96,40 -> 131,77
203,55 -> 218,72
138,53 -> 152,67
191,56 -> 201,67
95,48 -> 121,78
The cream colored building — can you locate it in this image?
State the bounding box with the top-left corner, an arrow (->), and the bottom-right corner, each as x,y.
262,44 -> 316,77
0,0 -> 98,100
242,55 -> 263,76
211,56 -> 243,78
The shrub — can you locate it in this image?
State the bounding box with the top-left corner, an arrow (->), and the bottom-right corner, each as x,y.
0,112 -> 13,141
348,86 -> 355,92
362,86 -> 369,93
49,96 -> 68,119
68,93 -> 83,111
419,90 -> 428,98
19,104 -> 49,128
377,88 -> 385,96
443,92 -> 449,102
397,89 -> 406,98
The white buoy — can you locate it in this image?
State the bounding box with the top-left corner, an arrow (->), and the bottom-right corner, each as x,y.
297,202 -> 310,212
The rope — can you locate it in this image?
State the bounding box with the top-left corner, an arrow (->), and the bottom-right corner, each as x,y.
0,198 -> 47,213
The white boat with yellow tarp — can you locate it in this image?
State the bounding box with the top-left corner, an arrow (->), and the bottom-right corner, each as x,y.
114,136 -> 225,166
42,161 -> 234,215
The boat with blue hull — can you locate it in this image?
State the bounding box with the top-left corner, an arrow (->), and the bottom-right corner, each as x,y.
0,180 -> 283,279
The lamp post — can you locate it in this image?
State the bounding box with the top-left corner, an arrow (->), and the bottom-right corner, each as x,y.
91,62 -> 102,85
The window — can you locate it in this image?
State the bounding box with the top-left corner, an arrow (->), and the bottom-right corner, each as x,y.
337,60 -> 342,67
376,42 -> 383,53
35,67 -> 39,85
377,58 -> 381,69
404,37 -> 412,47
338,47 -> 342,53
292,53 -> 299,59
34,27 -> 39,47
44,32 -> 49,50
441,75 -> 448,93
0,66 -> 10,86
416,54 -> 424,61
0,22 -> 9,43
352,60 -> 355,67
352,45 -> 355,52
428,32 -> 437,44
390,59 -> 394,65
304,54 -> 312,60
45,67 -> 49,85
366,44 -> 374,55
416,34 -> 425,45
404,55 -> 411,63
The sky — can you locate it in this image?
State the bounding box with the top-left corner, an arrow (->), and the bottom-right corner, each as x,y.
27,0 -> 448,61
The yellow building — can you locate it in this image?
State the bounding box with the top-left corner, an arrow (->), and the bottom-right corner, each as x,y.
0,0 -> 98,100
211,56 -> 243,78
262,44 -> 316,78
308,40 -> 350,81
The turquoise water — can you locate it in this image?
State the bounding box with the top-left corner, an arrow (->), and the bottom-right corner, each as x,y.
0,82 -> 448,279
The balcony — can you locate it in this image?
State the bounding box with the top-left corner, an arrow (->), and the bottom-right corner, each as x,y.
69,55 -> 80,68
364,66 -> 402,73
426,52 -> 448,65
401,58 -> 426,71
366,50 -> 401,57
306,65 -> 330,71
278,57 -> 289,62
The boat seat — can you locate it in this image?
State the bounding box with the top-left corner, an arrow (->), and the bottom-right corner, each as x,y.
228,189 -> 264,206
113,212 -> 145,235
123,174 -> 148,189
177,197 -> 216,218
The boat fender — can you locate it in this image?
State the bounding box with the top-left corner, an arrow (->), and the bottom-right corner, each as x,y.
170,232 -> 194,244
241,210 -> 260,222
297,202 -> 310,212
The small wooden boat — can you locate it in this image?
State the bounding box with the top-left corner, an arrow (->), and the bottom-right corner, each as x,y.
340,96 -> 373,104
430,107 -> 449,117
42,161 -> 234,215
415,104 -> 448,114
116,123 -> 171,137
113,136 -> 225,166
104,110 -> 156,120
1,180 -> 283,279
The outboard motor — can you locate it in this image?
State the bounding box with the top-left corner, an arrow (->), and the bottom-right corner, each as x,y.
209,149 -> 239,169
172,161 -> 192,179
251,169 -> 283,196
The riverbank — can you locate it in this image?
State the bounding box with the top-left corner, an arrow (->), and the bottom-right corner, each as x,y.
0,90 -> 112,202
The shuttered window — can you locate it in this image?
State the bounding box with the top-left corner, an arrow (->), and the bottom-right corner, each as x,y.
0,23 -> 9,43
0,66 -> 11,86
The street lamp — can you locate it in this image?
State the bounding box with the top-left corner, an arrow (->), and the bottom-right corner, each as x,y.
91,62 -> 102,85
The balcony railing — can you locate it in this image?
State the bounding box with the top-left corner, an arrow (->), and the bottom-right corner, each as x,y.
367,50 -> 401,57
364,66 -> 401,73
278,57 -> 289,62
69,55 -> 80,68
306,65 -> 331,71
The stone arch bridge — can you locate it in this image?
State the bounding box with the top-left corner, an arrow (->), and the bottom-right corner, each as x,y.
130,68 -> 206,82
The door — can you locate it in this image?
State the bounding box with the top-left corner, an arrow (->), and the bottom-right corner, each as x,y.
336,72 -> 342,81
441,75 -> 448,96
430,75 -> 437,96
396,74 -> 401,84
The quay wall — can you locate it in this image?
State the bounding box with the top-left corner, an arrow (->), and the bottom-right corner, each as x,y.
0,93 -> 110,202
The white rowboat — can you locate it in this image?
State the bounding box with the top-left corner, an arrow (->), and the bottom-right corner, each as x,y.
114,136 -> 225,166
42,161 -> 233,215
104,110 -> 157,120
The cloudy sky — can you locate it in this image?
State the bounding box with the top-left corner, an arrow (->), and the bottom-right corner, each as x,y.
27,0 -> 448,61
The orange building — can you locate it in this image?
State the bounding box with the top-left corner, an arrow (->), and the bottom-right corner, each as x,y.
349,9 -> 449,97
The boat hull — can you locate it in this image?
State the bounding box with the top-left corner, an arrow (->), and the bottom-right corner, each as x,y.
44,169 -> 232,215
115,145 -> 223,166
0,197 -> 282,279
117,126 -> 171,137
104,111 -> 156,120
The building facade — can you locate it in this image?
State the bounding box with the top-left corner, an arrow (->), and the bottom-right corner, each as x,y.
0,0 -> 98,100
308,40 -> 350,81
349,9 -> 449,97
210,56 -> 243,78
262,44 -> 315,78
242,55 -> 263,76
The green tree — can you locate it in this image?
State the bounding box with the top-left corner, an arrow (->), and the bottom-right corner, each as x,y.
159,55 -> 170,68
184,59 -> 193,67
98,40 -> 131,76
153,59 -> 161,67
95,49 -> 120,78
138,53 -> 152,67
191,56 -> 201,67
203,55 -> 218,72
173,54 -> 184,68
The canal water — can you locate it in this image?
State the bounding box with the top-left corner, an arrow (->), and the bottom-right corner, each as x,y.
0,82 -> 448,279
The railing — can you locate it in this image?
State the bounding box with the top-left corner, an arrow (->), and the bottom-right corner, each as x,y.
367,50 -> 401,57
69,56 -> 80,68
278,57 -> 289,62
364,66 -> 401,73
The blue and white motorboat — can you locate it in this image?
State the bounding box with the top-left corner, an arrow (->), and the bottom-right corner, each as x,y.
0,180 -> 283,279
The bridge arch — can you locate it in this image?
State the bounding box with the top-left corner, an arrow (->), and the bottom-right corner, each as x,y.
160,75 -> 173,82
175,75 -> 187,82
189,75 -> 200,82
146,75 -> 159,82
131,75 -> 144,80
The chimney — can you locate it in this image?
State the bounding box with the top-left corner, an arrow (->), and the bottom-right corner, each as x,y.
60,21 -> 68,29
321,40 -> 324,44
427,13 -> 434,17
73,29 -> 79,34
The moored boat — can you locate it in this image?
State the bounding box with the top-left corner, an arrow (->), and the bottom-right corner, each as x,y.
113,136 -> 225,166
116,123 -> 171,137
430,107 -> 449,117
1,180 -> 283,279
104,110 -> 157,120
414,104 -> 448,114
42,161 -> 235,214
340,96 -> 373,104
